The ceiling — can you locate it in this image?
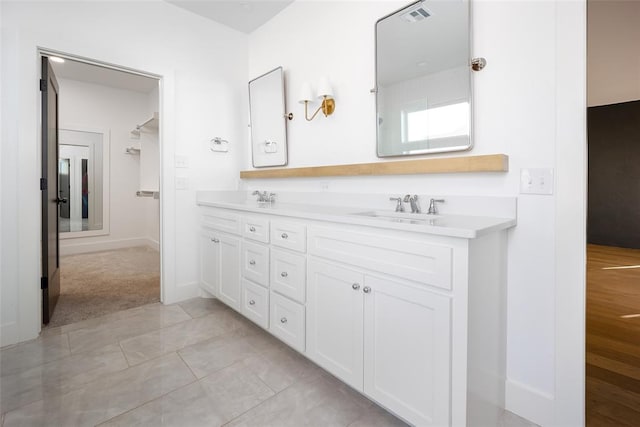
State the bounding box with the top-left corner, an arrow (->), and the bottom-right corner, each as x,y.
164,0 -> 294,33
47,1 -> 294,92
50,58 -> 158,93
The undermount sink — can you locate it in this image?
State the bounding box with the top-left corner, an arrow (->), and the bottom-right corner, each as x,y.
351,211 -> 440,224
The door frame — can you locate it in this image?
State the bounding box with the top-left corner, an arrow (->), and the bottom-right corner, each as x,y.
37,47 -> 166,321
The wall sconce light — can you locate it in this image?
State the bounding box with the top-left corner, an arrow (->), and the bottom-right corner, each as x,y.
298,77 -> 335,121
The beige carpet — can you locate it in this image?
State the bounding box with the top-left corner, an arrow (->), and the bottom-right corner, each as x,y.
46,246 -> 160,329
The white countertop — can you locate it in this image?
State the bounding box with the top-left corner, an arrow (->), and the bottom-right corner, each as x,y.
196,192 -> 516,239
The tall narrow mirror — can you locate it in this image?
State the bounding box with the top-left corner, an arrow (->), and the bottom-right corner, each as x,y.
376,0 -> 472,157
249,67 -> 288,167
59,128 -> 109,236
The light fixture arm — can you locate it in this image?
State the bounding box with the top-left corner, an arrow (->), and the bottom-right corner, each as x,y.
304,96 -> 335,121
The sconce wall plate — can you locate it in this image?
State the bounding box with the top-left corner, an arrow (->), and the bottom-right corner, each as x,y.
322,98 -> 335,116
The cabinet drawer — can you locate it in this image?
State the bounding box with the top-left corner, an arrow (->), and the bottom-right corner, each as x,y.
308,227 -> 453,290
242,217 -> 270,243
270,249 -> 306,303
271,221 -> 306,253
201,208 -> 241,235
241,241 -> 269,287
270,292 -> 305,353
241,279 -> 269,329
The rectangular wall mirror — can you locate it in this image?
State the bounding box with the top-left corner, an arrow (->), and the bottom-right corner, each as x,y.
59,128 -> 110,237
376,0 -> 472,157
249,67 -> 288,167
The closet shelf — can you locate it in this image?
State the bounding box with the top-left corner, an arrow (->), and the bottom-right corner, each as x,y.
130,112 -> 159,139
141,112 -> 159,130
136,190 -> 159,199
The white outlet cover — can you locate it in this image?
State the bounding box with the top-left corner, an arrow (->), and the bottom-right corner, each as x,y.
175,176 -> 189,190
520,168 -> 554,195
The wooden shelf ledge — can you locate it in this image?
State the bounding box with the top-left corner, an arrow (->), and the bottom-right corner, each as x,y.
240,154 -> 508,179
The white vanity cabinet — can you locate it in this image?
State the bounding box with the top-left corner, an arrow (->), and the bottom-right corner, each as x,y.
199,208 -> 242,311
198,229 -> 241,310
198,200 -> 511,427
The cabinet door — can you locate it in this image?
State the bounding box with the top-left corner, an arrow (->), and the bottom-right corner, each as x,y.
217,234 -> 242,311
199,231 -> 220,297
307,259 -> 364,390
364,275 -> 451,426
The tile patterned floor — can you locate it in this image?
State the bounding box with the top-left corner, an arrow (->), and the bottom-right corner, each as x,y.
0,298 -> 538,426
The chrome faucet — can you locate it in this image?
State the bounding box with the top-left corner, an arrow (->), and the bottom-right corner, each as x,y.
389,196 -> 405,212
404,195 -> 420,214
252,191 -> 276,203
427,198 -> 445,215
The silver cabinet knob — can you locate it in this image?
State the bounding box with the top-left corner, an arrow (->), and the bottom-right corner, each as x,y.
249,226 -> 256,232
211,238 -> 220,243
352,283 -> 360,290
363,286 -> 371,294
280,317 -> 287,323
280,271 -> 288,278
281,233 -> 288,239
249,300 -> 255,305
249,260 -> 256,265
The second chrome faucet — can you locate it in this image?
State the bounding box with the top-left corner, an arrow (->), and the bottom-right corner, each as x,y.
389,194 -> 444,215
404,195 -> 420,214
390,194 -> 420,213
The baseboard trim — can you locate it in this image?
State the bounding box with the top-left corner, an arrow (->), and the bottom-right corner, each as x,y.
505,379 -> 554,426
60,238 -> 159,256
163,281 -> 199,305
146,238 -> 160,251
0,321 -> 19,348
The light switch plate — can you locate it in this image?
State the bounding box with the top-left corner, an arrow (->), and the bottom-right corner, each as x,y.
520,168 -> 554,195
175,155 -> 189,168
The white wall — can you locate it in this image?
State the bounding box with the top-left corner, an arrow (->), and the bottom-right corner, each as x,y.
246,1 -> 585,426
0,0 -> 247,345
587,0 -> 640,106
58,78 -> 156,253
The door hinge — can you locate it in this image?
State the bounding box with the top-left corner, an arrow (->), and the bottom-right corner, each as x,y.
41,276 -> 47,290
40,178 -> 47,190
40,79 -> 47,92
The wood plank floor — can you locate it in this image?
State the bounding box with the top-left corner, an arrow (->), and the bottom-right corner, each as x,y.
587,244 -> 640,426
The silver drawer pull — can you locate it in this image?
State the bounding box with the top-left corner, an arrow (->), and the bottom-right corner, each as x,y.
280,317 -> 288,324
249,260 -> 256,265
363,286 -> 371,294
280,271 -> 288,278
211,238 -> 219,243
281,233 -> 288,239
352,283 -> 360,291
249,226 -> 256,232
249,300 -> 256,305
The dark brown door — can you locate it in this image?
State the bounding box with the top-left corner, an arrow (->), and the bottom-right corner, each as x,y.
41,56 -> 61,324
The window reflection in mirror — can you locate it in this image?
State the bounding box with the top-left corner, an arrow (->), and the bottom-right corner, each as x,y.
58,129 -> 106,234
376,0 -> 472,157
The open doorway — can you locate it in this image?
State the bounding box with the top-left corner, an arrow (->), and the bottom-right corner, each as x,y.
43,54 -> 162,328
585,1 -> 640,425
